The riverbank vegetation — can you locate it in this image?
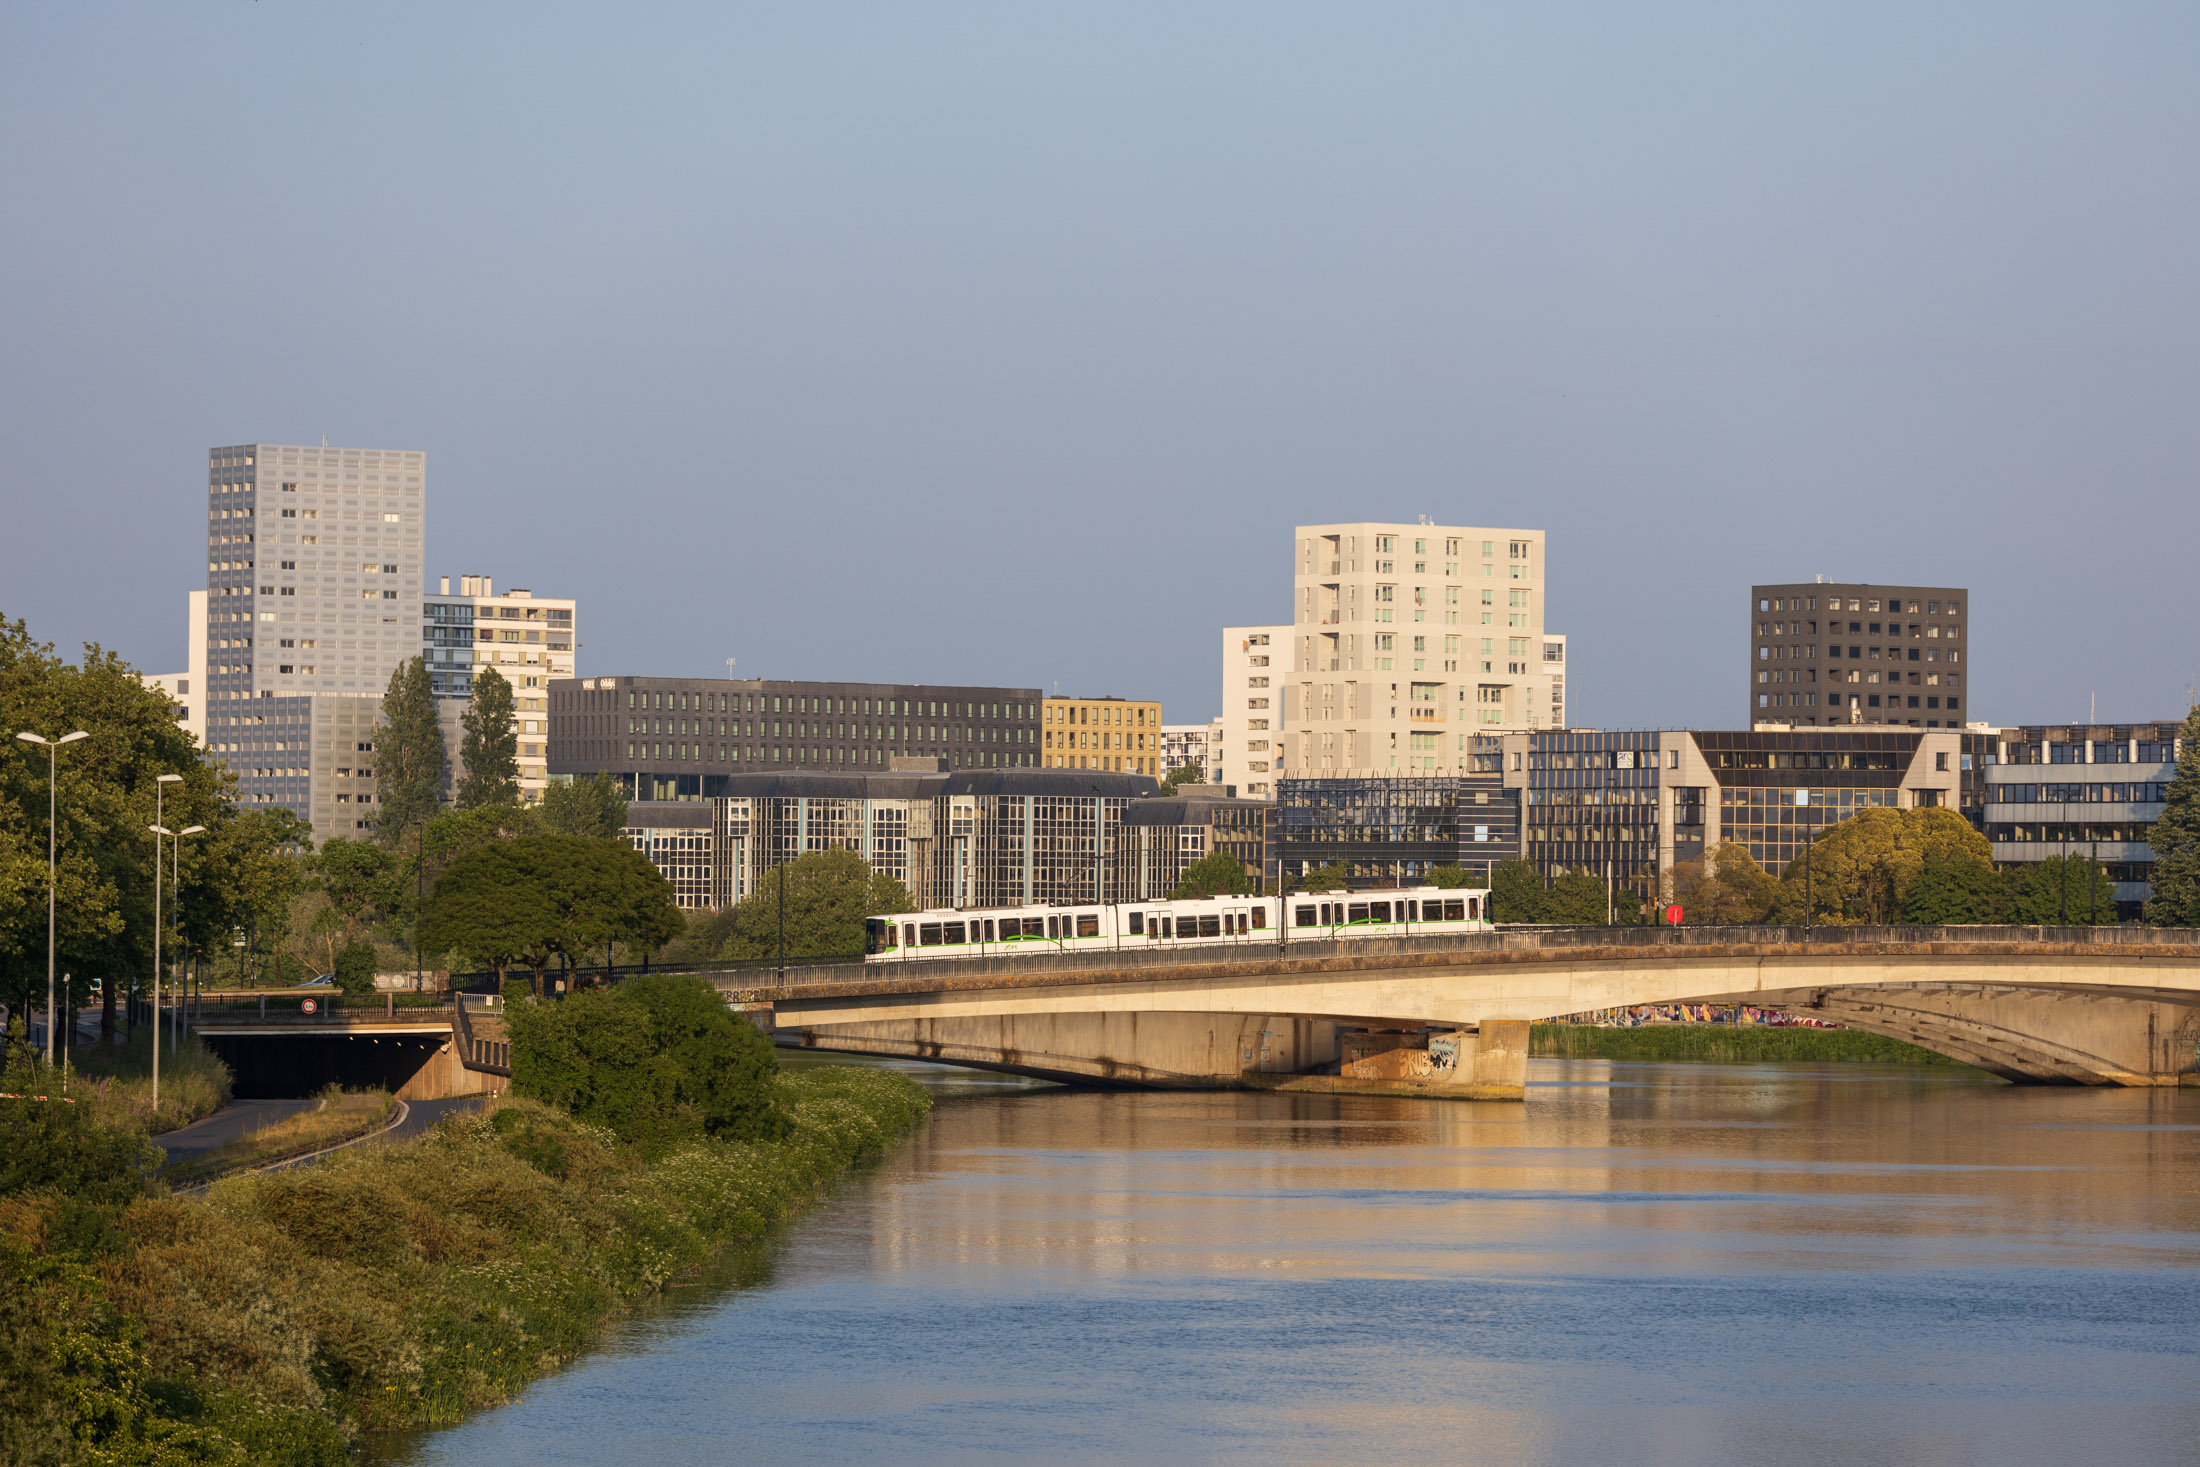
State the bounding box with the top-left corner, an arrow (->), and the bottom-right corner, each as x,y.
0,974 -> 930,1464
1532,1022 -> 1969,1066
3,1021 -> 232,1136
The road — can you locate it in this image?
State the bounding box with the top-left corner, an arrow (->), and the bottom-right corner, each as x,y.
152,1098 -> 317,1163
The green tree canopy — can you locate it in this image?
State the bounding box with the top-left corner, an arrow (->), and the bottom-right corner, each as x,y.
455,666 -> 519,809
1900,856 -> 2009,924
1171,850 -> 1253,900
1425,864 -> 1481,889
1542,867 -> 1617,924
373,655 -> 446,844
1666,842 -> 1777,924
1288,860 -> 1352,894
313,838 -> 399,950
506,973 -> 789,1153
686,848 -> 913,962
1776,806 -> 1992,923
1486,859 -> 1546,921
538,773 -> 628,840
1159,763 -> 1207,794
418,833 -> 683,989
0,614 -> 268,1028
2145,706 -> 2200,926
2006,853 -> 2119,925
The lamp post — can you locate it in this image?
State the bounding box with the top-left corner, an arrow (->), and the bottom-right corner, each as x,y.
146,821 -> 205,1109
149,774 -> 182,1061
16,729 -> 89,1063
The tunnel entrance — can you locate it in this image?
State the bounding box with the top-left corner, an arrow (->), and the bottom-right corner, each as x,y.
201,1033 -> 449,1099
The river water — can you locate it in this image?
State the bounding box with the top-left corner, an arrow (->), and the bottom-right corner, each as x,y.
392,1058 -> 2200,1466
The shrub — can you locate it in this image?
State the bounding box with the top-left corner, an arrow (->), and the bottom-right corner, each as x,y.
0,1098 -> 160,1207
332,941 -> 378,998
507,974 -> 789,1152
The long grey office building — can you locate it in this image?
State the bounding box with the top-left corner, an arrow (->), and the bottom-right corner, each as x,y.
549,675 -> 1044,801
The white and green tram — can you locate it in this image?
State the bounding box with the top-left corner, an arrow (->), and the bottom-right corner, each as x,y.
864,885 -> 1491,961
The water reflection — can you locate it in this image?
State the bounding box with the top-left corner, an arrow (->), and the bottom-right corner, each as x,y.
395,1059 -> 2200,1466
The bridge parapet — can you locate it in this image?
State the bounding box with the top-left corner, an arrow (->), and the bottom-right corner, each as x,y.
721,925 -> 2200,1003
745,924 -> 2200,1092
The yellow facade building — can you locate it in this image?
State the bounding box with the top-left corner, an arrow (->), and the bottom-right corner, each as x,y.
1043,695 -> 1163,775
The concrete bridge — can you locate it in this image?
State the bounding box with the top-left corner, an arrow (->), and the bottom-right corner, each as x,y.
189,994 -> 511,1100
727,925 -> 2200,1099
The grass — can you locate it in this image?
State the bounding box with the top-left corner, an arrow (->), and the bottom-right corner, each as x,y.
1531,1022 -> 1970,1066
4,1023 -> 233,1136
0,1063 -> 932,1462
159,1087 -> 397,1186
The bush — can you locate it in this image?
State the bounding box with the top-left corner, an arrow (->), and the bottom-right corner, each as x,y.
0,1098 -> 161,1206
507,974 -> 789,1152
332,942 -> 378,998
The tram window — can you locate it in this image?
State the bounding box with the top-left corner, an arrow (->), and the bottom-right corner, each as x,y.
1347,903 -> 1369,923
1076,914 -> 1099,938
1294,905 -> 1316,927
1129,911 -> 1145,935
983,920 -> 995,941
1459,899 -> 1473,920
1161,916 -> 1172,937
943,922 -> 965,944
919,923 -> 942,945
1369,901 -> 1390,923
1251,908 -> 1267,929
1046,915 -> 1059,939
1194,915 -> 1219,937
1403,901 -> 1417,920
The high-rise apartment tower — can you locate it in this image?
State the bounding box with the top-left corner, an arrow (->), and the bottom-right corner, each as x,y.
1750,582 -> 1970,728
201,442 -> 427,842
1286,522 -> 1566,775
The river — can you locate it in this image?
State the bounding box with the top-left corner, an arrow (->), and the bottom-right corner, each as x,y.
388,1058 -> 2200,1466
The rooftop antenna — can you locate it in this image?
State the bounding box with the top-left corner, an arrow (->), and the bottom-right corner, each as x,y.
320,434 -> 327,446
725,657 -> 737,681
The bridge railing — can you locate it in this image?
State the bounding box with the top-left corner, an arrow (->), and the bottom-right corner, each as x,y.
722,922 -> 2200,993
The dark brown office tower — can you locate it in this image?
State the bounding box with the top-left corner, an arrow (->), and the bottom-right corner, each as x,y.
1749,582 -> 1970,729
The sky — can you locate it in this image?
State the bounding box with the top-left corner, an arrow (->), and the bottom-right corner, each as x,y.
4,2 -> 2197,729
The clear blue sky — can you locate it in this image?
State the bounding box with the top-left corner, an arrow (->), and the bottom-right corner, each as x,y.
5,3 -> 2196,727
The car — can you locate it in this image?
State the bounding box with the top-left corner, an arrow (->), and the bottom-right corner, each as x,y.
293,973 -> 336,988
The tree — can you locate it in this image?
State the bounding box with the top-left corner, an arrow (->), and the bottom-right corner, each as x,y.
2007,853 -> 2120,925
538,773 -> 628,840
332,941 -> 378,998
1159,764 -> 1207,794
454,666 -> 520,809
1426,864 -> 1480,889
1296,861 -> 1352,893
1486,859 -> 1547,922
2146,706 -> 2200,926
312,838 -> 398,960
419,833 -> 684,991
506,973 -> 789,1153
1775,806 -> 1992,924
1172,850 -> 1253,900
1542,867 -> 1614,924
0,615 -> 248,1040
689,849 -> 913,962
1666,842 -> 1777,924
416,840 -> 556,986
373,655 -> 445,843
1901,857 -> 2009,924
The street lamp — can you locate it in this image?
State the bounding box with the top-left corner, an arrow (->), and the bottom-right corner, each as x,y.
16,729 -> 89,1063
146,819 -> 206,1111
148,774 -> 183,1056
